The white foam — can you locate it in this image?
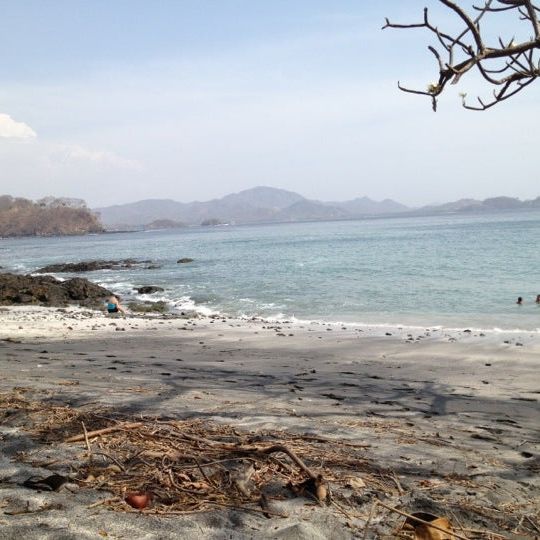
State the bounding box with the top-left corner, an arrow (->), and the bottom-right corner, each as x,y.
249,313 -> 540,335
171,296 -> 219,316
97,279 -> 540,335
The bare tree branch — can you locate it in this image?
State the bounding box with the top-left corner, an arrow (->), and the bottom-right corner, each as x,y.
383,0 -> 540,110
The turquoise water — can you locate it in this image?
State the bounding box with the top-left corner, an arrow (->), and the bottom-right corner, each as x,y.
2,211 -> 540,331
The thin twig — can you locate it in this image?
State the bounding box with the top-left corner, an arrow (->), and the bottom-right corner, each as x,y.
389,471 -> 404,495
525,515 -> 540,534
362,500 -> 378,540
376,501 -> 470,540
81,421 -> 92,458
207,500 -> 288,518
65,422 -> 143,442
88,497 -> 121,508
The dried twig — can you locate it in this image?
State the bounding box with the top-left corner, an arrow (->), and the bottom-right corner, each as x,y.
207,500 -> 288,518
65,422 -> 143,442
81,421 -> 92,458
376,501 -> 471,540
525,514 -> 540,534
389,471 -> 404,496
362,500 -> 379,540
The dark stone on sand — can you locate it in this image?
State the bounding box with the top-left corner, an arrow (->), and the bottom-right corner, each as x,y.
322,393 -> 345,401
0,272 -> 111,308
36,259 -> 154,273
471,433 -> 498,441
135,286 -> 165,294
22,474 -> 69,492
177,258 -> 194,264
128,300 -> 169,313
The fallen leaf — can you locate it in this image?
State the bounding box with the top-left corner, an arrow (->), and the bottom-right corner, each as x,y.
345,476 -> 365,489
404,513 -> 455,540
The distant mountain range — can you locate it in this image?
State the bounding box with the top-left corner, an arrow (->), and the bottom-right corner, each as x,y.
94,187 -> 540,229
94,187 -> 409,229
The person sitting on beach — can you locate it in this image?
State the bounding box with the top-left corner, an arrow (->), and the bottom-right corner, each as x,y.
106,294 -> 126,315
516,297 -> 523,305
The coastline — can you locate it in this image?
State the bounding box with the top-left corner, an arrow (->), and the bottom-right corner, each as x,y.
1,306 -> 539,538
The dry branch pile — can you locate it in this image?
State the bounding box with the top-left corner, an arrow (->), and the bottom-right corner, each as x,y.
2,390 -> 539,538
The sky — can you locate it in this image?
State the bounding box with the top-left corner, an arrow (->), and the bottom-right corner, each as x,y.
0,0 -> 538,208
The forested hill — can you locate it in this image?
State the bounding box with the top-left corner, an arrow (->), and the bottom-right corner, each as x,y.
0,195 -> 103,237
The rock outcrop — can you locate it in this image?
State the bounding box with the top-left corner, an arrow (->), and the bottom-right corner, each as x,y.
36,259 -> 154,273
135,286 -> 165,294
0,273 -> 111,308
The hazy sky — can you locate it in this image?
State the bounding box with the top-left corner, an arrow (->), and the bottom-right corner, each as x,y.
1,1 -> 538,207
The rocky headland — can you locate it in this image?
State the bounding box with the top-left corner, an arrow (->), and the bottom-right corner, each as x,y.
0,195 -> 103,237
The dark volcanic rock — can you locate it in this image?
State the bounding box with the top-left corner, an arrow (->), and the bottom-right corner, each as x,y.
177,258 -> 194,264
128,301 -> 169,313
0,273 -> 111,308
36,259 -> 153,273
135,286 -> 165,294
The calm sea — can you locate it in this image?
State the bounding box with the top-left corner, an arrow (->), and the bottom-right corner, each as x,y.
2,212 -> 540,331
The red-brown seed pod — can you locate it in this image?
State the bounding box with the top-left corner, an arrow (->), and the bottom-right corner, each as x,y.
125,492 -> 150,509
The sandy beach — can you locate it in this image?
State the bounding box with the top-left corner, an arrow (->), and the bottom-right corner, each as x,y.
1,306 -> 539,539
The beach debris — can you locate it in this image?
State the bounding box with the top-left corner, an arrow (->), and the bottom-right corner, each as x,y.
402,512 -> 455,539
344,476 -> 365,490
363,501 -> 467,540
2,390 -> 537,537
58,415 -> 338,516
125,492 -> 151,510
258,492 -> 272,518
230,462 -> 255,497
288,473 -> 329,504
177,258 -> 194,263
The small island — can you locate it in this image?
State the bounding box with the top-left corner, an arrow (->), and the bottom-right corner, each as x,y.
201,218 -> 226,226
144,219 -> 187,230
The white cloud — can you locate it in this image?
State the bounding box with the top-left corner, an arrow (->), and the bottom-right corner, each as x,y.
51,143 -> 142,171
0,113 -> 37,139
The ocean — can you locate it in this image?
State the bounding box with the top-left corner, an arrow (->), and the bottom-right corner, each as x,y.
2,211 -> 540,332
